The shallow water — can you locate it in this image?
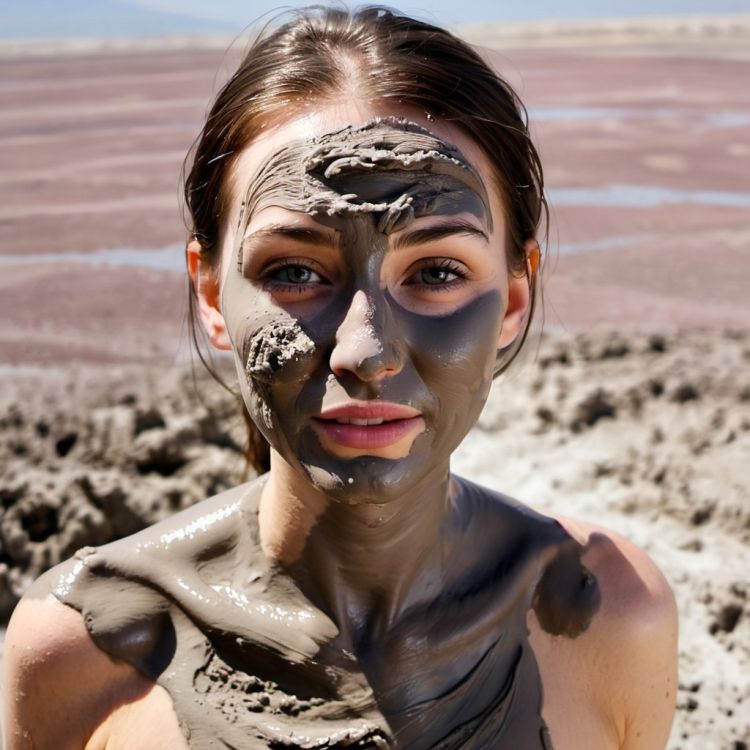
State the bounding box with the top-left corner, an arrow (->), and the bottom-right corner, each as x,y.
548,184 -> 750,208
0,244 -> 185,271
530,106 -> 750,128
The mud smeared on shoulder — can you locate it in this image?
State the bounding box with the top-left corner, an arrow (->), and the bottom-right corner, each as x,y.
42,476 -> 600,749
533,536 -> 601,638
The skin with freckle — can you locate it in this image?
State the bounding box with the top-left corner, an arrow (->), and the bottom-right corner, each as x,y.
31,119 -> 602,749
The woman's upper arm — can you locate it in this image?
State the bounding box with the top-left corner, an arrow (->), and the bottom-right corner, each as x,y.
617,562 -> 678,750
3,589 -> 145,750
582,526 -> 679,750
4,593 -> 97,749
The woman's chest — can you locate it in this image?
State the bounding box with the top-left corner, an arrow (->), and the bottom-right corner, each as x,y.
97,621 -> 618,750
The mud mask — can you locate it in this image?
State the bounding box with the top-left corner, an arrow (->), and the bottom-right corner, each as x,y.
220,118 -> 507,501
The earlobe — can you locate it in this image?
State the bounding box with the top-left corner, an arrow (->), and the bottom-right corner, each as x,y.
497,240 -> 538,350
186,239 -> 232,351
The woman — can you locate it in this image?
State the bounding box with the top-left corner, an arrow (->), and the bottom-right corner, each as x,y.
3,7 -> 677,749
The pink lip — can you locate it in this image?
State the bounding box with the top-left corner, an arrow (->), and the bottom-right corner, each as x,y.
311,401 -> 424,450
315,401 -> 421,421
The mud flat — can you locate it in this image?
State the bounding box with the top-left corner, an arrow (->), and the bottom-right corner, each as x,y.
0,15 -> 748,749
1,16 -> 749,366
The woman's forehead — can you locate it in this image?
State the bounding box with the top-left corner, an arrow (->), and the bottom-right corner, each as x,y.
227,104 -> 503,227
240,118 -> 491,236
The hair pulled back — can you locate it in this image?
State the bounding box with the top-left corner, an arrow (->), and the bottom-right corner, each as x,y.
184,5 -> 547,474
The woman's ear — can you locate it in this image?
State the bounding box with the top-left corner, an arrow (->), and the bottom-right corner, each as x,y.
497,240 -> 539,349
186,239 -> 232,351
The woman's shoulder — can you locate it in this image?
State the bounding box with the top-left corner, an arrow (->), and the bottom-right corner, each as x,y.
451,475 -> 676,626
94,474 -> 266,557
3,584 -> 131,748
533,513 -> 678,749
41,475 -> 266,591
4,588 -> 186,750
3,479 -> 266,748
553,514 -> 677,631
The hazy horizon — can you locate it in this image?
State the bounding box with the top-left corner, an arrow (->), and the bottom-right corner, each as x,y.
4,0 -> 750,40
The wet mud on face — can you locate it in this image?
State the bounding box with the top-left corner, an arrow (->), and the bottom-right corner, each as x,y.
244,320 -> 315,383
236,118 -> 492,242
219,118 -> 503,503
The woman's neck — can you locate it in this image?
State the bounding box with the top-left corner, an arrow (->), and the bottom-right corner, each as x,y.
258,450 -> 455,647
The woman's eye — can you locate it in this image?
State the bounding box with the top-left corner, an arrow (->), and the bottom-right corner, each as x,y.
270,265 -> 321,284
405,260 -> 467,289
420,266 -> 459,285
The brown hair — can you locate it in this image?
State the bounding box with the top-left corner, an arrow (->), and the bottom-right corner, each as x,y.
184,5 -> 547,475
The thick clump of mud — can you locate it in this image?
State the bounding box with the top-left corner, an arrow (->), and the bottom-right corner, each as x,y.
0,364 -> 247,620
245,321 -> 315,382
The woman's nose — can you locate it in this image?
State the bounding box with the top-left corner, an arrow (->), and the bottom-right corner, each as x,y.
329,290 -> 403,381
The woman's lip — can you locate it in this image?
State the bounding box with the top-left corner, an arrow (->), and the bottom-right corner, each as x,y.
314,401 -> 421,422
311,415 -> 425,450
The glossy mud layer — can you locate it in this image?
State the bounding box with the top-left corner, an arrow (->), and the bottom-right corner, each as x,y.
42,477 -> 599,749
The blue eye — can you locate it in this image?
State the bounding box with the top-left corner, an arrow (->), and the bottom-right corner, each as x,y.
406,260 -> 467,289
420,266 -> 459,285
272,265 -> 320,284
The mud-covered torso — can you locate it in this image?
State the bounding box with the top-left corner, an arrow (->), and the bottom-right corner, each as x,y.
49,476 -> 599,750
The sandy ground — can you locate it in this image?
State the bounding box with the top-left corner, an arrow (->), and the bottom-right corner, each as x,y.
0,16 -> 748,750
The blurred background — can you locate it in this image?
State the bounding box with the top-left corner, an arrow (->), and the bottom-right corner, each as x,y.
1,2 -> 749,748
1,0 -> 749,367
3,0 -> 750,36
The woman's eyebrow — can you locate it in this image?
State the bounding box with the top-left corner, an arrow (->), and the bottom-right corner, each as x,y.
390,220 -> 489,250
241,224 -> 339,252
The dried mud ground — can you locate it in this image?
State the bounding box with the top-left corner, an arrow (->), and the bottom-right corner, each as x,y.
0,329 -> 748,748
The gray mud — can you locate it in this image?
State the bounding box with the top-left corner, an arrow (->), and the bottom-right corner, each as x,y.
0,362 -> 248,620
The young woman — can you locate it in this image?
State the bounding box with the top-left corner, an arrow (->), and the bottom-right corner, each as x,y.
3,7 -> 677,749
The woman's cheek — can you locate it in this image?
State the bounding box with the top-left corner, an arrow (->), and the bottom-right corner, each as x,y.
232,315 -> 315,433
242,318 -> 315,384
402,290 -> 502,445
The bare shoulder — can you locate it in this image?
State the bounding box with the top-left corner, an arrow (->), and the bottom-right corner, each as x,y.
3,571 -> 153,750
539,514 -> 679,749
558,515 -> 677,627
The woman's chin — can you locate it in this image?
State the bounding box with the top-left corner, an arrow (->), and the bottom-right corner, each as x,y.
302,451 -> 437,505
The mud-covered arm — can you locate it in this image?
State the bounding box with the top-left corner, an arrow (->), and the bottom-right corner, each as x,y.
3,581 -> 150,750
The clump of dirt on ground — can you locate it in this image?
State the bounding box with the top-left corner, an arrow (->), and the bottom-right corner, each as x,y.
0,362 -> 248,619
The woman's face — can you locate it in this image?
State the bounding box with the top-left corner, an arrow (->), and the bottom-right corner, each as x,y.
208,102 -> 528,502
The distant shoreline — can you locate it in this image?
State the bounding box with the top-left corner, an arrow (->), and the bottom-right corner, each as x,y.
1,14 -> 749,59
